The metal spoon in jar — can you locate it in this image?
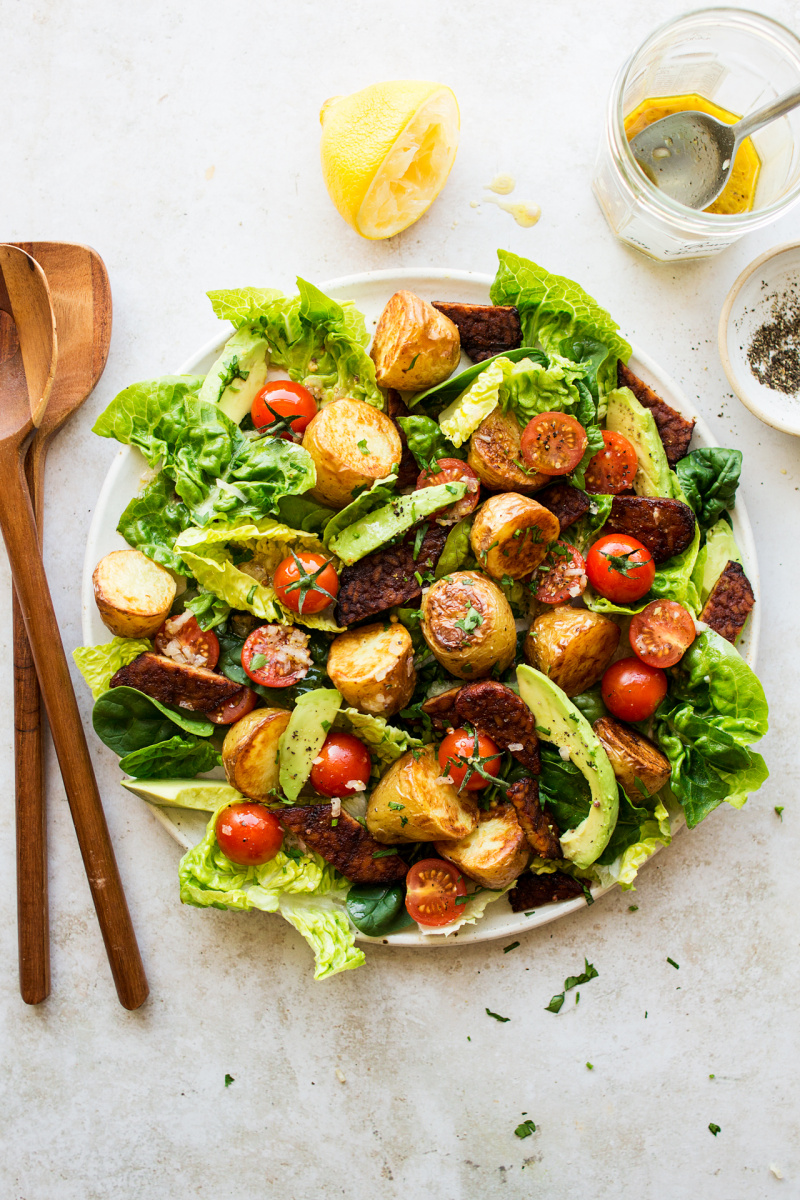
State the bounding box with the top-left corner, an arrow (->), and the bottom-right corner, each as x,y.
630,85 -> 800,210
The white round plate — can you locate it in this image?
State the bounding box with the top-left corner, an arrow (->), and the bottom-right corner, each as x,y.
719,241 -> 800,437
82,267 -> 760,948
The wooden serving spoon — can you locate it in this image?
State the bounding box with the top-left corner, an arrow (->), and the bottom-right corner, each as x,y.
0,245 -> 148,1011
11,242 -> 112,1005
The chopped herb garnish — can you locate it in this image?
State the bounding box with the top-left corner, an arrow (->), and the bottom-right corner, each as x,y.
357,438 -> 370,456
403,352 -> 420,373
503,942 -> 520,953
454,603 -> 483,634
604,547 -> 653,577
219,355 -> 249,390
514,1119 -> 536,1138
708,1123 -> 721,1137
486,1008 -> 510,1022
414,571 -> 423,586
400,816 -> 409,827
245,585 -> 257,605
628,905 -> 639,912
412,524 -> 426,561
581,883 -> 594,907
667,957 -> 679,969
249,653 -> 267,670
372,849 -> 399,858
586,1062 -> 594,1070
775,806 -> 785,821
224,1074 -> 235,1087
388,802 -> 405,811
321,720 -> 331,732
709,1073 -> 715,1079
546,957 -> 598,1014
331,817 -> 338,828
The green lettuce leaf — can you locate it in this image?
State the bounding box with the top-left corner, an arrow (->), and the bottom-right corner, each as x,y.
567,494 -> 613,555
175,517 -> 344,632
396,414 -> 464,471
334,708 -> 422,766
118,735 -> 222,780
411,346 -> 546,412
183,589 -> 231,631
489,251 -> 631,411
655,631 -> 769,827
207,287 -> 285,325
276,494 -> 337,534
73,637 -> 154,700
590,797 -> 671,890
692,519 -> 742,607
179,805 -> 365,980
676,448 -> 742,532
116,472 -> 192,575
438,356 -> 514,448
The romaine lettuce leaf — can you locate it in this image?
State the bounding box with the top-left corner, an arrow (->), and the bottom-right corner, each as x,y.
676,448 -> 742,532
590,798 -> 671,890
321,472 -> 398,547
116,472 -> 192,575
691,519 -> 742,607
179,806 -> 365,980
438,356 -> 513,447
73,637 -> 154,700
276,494 -> 337,535
655,631 -> 769,827
334,708 -> 422,766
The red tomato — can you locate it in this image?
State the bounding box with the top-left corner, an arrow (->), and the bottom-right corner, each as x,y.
584,430 -> 638,495
629,599 -> 696,668
215,802 -> 283,866
405,858 -> 467,927
310,732 -> 372,797
154,612 -> 220,670
242,624 -> 312,688
520,412 -> 588,475
206,687 -> 258,725
416,458 -> 480,523
534,542 -> 587,604
438,727 -> 502,791
601,657 -> 668,722
251,380 -> 317,434
586,534 -> 655,603
273,552 -> 339,615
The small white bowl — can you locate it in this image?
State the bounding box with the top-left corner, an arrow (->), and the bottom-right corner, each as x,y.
719,242 -> 800,436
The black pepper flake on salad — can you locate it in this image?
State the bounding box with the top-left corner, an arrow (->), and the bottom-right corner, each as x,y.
73,253 -> 769,982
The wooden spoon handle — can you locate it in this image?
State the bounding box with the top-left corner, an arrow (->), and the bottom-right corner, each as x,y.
14,439 -> 48,1004
0,440 -> 148,1010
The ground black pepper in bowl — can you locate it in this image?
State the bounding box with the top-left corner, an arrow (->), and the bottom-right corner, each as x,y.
747,285 -> 800,395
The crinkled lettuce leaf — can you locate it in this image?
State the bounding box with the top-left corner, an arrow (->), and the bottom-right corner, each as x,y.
334,708 -> 422,766
175,517 -> 344,632
692,518 -> 742,607
676,448 -> 742,532
184,588 -> 231,631
73,637 -> 154,700
567,493 -> 613,555
438,356 -> 514,448
654,631 -> 769,828
116,472 -> 192,575
179,805 -> 364,980
396,414 -> 464,472
489,251 -> 631,411
208,278 -> 382,409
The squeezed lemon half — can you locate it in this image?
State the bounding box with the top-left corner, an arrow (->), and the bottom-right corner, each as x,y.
320,80 -> 460,240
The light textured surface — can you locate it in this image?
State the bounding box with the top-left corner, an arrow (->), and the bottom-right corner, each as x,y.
2,1 -> 799,1197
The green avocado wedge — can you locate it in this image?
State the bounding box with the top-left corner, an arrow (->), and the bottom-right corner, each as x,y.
516,664 -> 618,868
279,688 -> 343,802
198,326 -> 269,424
121,778 -> 243,811
327,482 -> 467,566
605,386 -> 673,498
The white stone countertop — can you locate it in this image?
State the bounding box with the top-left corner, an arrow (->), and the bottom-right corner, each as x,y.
2,1 -> 799,1196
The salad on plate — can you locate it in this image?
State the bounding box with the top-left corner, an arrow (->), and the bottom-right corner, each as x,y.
74,252 -> 769,980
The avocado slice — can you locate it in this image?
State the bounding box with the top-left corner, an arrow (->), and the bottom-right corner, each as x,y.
279,688 -> 343,802
605,386 -> 673,498
199,326 -> 269,424
516,664 -> 618,868
121,778 -> 243,810
327,482 -> 467,566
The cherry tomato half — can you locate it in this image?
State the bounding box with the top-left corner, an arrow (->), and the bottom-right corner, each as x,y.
242,624 -> 312,688
629,599 -> 696,668
310,732 -> 372,797
215,802 -> 283,866
438,727 -> 502,791
584,430 -> 638,495
601,657 -> 668,722
251,380 -> 317,434
273,552 -> 339,615
206,687 -> 258,725
534,541 -> 587,604
154,611 -> 220,670
520,412 -> 588,476
405,858 -> 467,927
586,534 -> 655,604
416,458 -> 480,523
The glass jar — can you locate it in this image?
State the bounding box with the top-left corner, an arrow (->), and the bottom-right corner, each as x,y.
593,8 -> 800,261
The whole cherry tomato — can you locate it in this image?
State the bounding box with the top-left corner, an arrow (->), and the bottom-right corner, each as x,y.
310,732 -> 372,797
601,657 -> 668,722
215,802 -> 283,866
273,552 -> 339,615
438,727 -> 502,791
251,380 -> 317,434
586,534 -> 655,604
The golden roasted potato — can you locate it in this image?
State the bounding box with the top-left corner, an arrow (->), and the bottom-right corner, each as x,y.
302,398 -> 401,508
435,804 -> 530,889
370,290 -> 460,390
421,570 -> 516,680
367,745 -> 479,843
327,622 -> 415,717
468,407 -> 550,494
93,549 -> 177,638
222,707 -> 291,802
593,716 -> 671,803
524,606 -> 620,697
470,493 -> 560,580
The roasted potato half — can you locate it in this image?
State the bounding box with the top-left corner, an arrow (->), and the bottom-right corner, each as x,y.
302,398 -> 402,508
468,407 -> 549,494
222,707 -> 291,802
435,804 -> 530,889
93,549 -> 177,638
593,716 -> 671,804
367,745 -> 479,843
470,493 -> 560,580
524,606 -> 620,697
327,621 -> 416,717
370,290 -> 461,390
421,570 -> 516,680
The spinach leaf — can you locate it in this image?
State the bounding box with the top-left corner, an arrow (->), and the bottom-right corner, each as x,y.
596,789 -> 653,865
119,735 -> 222,779
676,448 -> 742,532
571,688 -> 609,725
92,686 -> 214,756
538,745 -> 592,833
435,517 -> 474,578
116,471 -> 193,575
346,884 -> 414,936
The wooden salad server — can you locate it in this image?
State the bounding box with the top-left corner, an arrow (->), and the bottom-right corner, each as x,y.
11,242 -> 112,1005
0,244 -> 148,1010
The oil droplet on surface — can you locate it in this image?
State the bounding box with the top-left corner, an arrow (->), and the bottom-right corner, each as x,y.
486,173 -> 516,195
486,197 -> 541,227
